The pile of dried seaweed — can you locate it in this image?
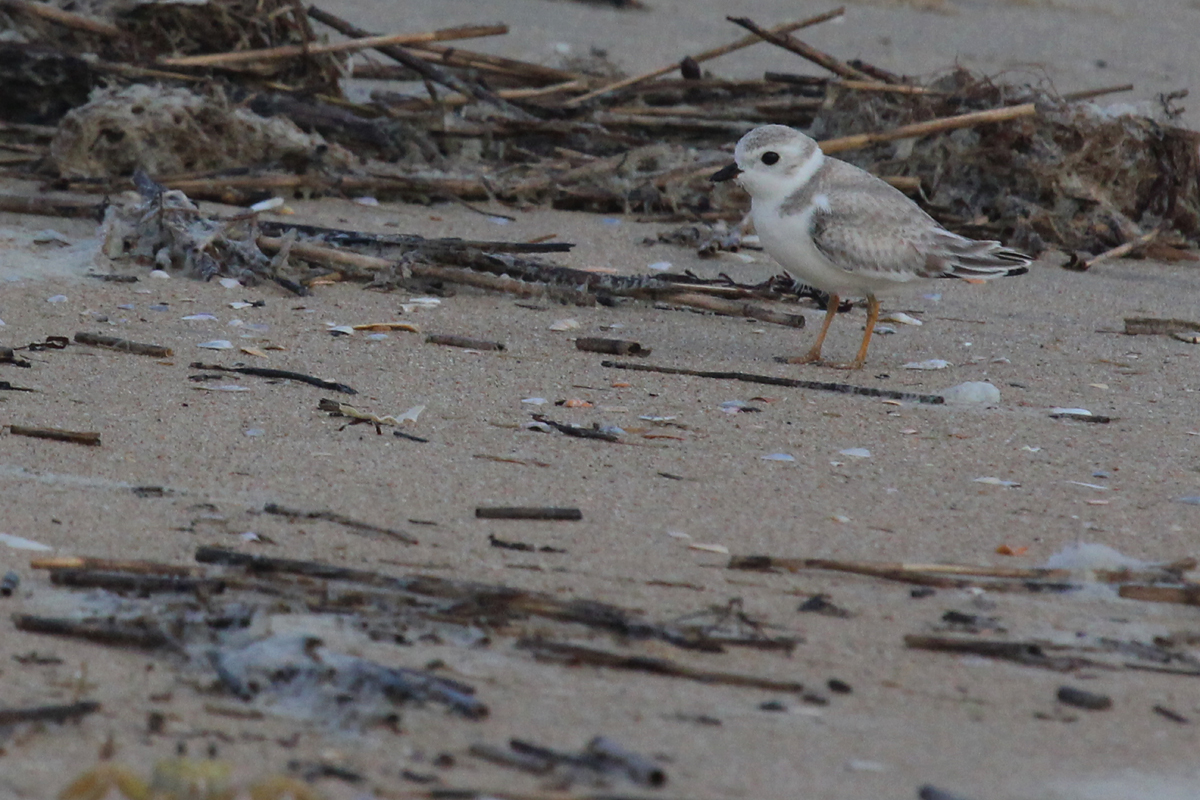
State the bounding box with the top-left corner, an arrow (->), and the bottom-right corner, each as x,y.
3,1 -> 1198,258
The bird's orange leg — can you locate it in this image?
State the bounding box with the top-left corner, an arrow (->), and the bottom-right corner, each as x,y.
829,295 -> 880,370
787,293 -> 839,365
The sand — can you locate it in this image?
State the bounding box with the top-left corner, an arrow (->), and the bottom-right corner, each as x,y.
4,3 -> 1200,799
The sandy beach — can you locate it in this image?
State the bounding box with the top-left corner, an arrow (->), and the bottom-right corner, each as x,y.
3,3 -> 1200,799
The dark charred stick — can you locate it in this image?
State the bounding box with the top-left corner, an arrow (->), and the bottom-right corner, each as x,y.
74,332 -> 173,358
13,614 -> 176,650
602,361 -> 945,405
659,293 -> 807,327
1,571 -> 19,596
1153,704 -> 1190,724
86,273 -> 140,283
904,635 -> 1103,671
48,569 -> 226,595
188,363 -> 356,394
0,700 -> 101,726
194,546 -> 716,650
8,425 -> 100,446
393,430 -> 430,443
476,507 -> 582,521
918,786 -> 974,800
518,639 -> 805,691
381,667 -> 489,719
425,335 -> 506,351
845,58 -> 904,84
468,742 -> 555,774
305,6 -> 537,120
575,337 -> 651,356
532,415 -> 621,442
263,502 -> 418,545
0,381 -> 36,392
256,220 -> 575,254
1057,686 -> 1113,711
727,16 -> 870,81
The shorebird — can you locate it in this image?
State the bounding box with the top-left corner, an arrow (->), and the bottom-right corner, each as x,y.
711,124 -> 1030,369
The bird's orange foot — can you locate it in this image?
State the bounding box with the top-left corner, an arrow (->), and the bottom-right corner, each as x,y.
824,359 -> 867,370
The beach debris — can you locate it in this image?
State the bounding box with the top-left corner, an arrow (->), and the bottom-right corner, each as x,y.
197,340 -> 234,350
476,507 -> 583,521
73,332 -> 172,358
532,415 -> 621,442
517,638 -> 804,691
798,594 -> 853,618
1123,317 -> 1200,336
7,424 -> 100,446
470,736 -> 666,789
941,381 -> 1001,405
262,502 -> 418,545
918,785 -> 974,800
575,337 -> 652,356
880,312 -> 923,326
318,399 -> 424,433
761,453 -> 796,462
60,752 -> 326,800
0,533 -> 53,551
1049,408 -> 1112,423
604,360 -> 946,404
838,448 -> 871,458
549,318 -> 581,332
425,334 -> 505,351
353,321 -> 420,333
488,534 -> 566,553
0,570 -> 19,596
1056,686 -> 1113,711
0,700 -> 99,726
192,362 -> 356,394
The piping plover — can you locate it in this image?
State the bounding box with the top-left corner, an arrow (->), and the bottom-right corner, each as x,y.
711,124 -> 1030,369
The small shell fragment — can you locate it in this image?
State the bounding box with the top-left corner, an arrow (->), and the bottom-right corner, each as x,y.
194,384 -> 250,392
941,381 -> 1000,406
327,325 -> 356,336
239,347 -> 267,357
249,197 -> 285,212
521,397 -> 548,405
761,453 -> 796,462
218,278 -> 241,289
1050,407 -> 1092,417
688,542 -> 729,555
881,312 -> 923,326
904,359 -> 949,370
182,313 -> 218,321
46,294 -> 68,304
549,318 -> 581,332
0,532 -> 53,551
974,476 -> 1020,487
1171,331 -> 1200,344
839,448 -> 871,459
562,399 -> 593,408
197,340 -> 233,350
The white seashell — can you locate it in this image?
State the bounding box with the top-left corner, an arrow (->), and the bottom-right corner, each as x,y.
352,196 -> 380,207
839,448 -> 871,458
761,453 -> 795,462
0,532 -> 52,551
149,269 -> 170,279
521,397 -> 548,405
880,312 -> 923,325
903,359 -> 949,370
46,294 -> 67,304
941,381 -> 1000,405
973,476 -> 1020,487
548,318 -> 580,331
249,197 -> 285,212
218,278 -> 242,289
198,340 -> 233,349
182,313 -> 217,321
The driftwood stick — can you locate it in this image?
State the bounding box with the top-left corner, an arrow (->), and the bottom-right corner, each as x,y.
74,332 -> 172,357
189,362 -> 356,394
727,16 -> 869,81
660,292 -> 806,328
1123,317 -> 1200,336
263,502 -> 418,545
517,638 -> 805,692
565,6 -> 845,107
8,425 -> 101,446
1063,229 -> 1159,271
1062,83 -> 1134,102
306,6 -> 534,119
729,554 -> 1195,585
0,0 -> 123,37
602,361 -> 946,405
31,556 -> 196,576
0,191 -> 105,219
819,103 -> 1038,155
764,72 -> 934,94
159,25 -> 508,67
406,42 -> 580,85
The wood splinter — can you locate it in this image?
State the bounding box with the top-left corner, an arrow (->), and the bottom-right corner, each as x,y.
8,425 -> 100,446
476,507 -> 583,521
74,332 -> 173,358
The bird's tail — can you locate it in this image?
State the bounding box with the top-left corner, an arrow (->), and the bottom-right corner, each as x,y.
936,237 -> 1031,280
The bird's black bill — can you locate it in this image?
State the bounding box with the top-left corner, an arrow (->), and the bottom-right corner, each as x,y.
709,163 -> 742,182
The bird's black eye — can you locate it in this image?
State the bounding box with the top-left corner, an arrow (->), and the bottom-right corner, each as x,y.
761,151 -> 780,166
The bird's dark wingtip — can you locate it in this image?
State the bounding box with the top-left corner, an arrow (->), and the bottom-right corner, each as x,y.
1005,266 -> 1030,277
